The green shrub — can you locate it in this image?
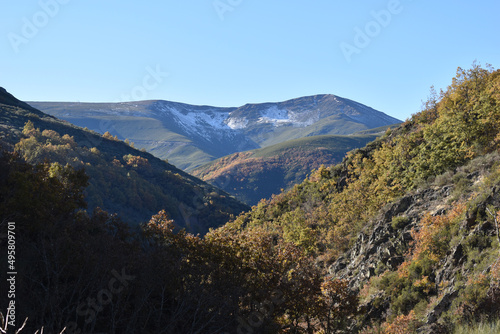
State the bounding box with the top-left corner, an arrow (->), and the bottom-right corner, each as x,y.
451,274 -> 490,322
391,286 -> 425,315
375,261 -> 388,276
465,233 -> 492,253
450,171 -> 474,200
391,215 -> 410,230
435,170 -> 454,186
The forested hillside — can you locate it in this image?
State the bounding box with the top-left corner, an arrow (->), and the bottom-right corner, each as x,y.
1,64 -> 499,333
0,88 -> 248,234
192,133 -> 382,205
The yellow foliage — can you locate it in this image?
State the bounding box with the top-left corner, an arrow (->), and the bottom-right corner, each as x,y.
413,276 -> 433,295
103,131 -> 119,141
123,154 -> 150,168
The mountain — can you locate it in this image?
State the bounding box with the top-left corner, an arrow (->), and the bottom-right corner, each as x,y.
0,87 -> 249,234
223,94 -> 400,147
2,65 -> 499,334
29,94 -> 401,171
191,132 -> 386,205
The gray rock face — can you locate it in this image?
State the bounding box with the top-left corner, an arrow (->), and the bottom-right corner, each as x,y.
330,186 -> 453,290
328,173 -> 500,329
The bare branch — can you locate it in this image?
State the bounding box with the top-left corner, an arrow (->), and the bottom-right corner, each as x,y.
14,317 -> 28,334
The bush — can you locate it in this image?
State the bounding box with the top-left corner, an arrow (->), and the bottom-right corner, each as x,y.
435,170 -> 454,186
450,171 -> 474,200
391,215 -> 410,230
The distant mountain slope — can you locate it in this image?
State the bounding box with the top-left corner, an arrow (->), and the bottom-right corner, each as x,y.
27,100 -> 256,171
30,94 -> 401,171
0,88 -> 248,234
191,133 -> 382,205
226,94 -> 399,147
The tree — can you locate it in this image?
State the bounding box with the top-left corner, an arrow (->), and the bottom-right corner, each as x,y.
319,279 -> 359,333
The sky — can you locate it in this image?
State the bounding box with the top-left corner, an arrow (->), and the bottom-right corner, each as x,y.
1,0 -> 499,122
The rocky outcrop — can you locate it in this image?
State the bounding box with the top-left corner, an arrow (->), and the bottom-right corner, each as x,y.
330,186 -> 453,290
329,172 -> 500,331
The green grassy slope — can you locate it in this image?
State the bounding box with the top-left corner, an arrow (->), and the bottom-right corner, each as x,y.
27,101 -> 216,170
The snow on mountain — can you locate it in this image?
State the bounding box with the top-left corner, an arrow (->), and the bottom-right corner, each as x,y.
151,94 -> 400,136
30,94 -> 401,170
288,109 -> 320,127
257,106 -> 290,126
256,106 -> 321,128
226,116 -> 248,130
153,102 -> 238,142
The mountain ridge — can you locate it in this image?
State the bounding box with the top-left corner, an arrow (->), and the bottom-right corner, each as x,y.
29,94 -> 401,171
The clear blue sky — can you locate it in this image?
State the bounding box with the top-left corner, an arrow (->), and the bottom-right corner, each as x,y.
1,0 -> 499,121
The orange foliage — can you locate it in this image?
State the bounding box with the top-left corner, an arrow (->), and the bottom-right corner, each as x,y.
381,310 -> 418,334
360,310 -> 419,334
398,203 -> 466,278
319,278 -> 358,331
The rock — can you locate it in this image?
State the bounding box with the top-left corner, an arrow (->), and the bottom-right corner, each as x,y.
383,195 -> 414,221
388,256 -> 404,269
327,185 -> 465,329
480,221 -> 494,234
452,243 -> 465,265
402,231 -> 413,242
358,291 -> 390,326
466,210 -> 477,228
426,290 -> 459,325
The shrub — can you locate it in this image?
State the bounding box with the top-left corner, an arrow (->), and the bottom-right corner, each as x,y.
391,216 -> 410,230
382,310 -> 421,334
435,170 -> 454,186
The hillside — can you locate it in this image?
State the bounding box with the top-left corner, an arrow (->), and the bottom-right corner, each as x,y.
208,64 -> 500,332
0,88 -> 248,234
29,94 -> 401,171
191,133 -> 382,205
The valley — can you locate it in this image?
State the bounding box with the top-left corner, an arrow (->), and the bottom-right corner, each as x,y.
1,65 -> 500,333
191,132 -> 387,205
